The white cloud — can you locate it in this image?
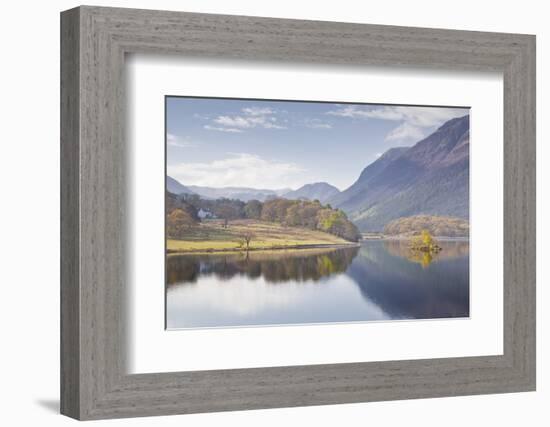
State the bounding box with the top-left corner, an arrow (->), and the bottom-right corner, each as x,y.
326,105 -> 466,126
304,118 -> 332,129
168,153 -> 306,189
326,105 -> 468,143
241,106 -> 274,116
206,105 -> 287,132
262,119 -> 287,130
327,105 -> 401,120
214,115 -> 254,128
212,114 -> 286,130
167,133 -> 198,148
384,122 -> 425,142
203,125 -> 243,133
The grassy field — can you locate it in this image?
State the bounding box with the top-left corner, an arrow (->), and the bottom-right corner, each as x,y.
167,219 -> 356,253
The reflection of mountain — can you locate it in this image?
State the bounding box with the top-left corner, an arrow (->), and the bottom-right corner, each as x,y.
167,247 -> 359,285
346,241 -> 469,319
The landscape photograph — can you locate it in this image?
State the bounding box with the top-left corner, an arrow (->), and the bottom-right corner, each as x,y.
165,96 -> 470,329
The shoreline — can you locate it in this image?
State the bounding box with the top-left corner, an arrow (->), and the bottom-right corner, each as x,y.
362,235 -> 469,241
167,242 -> 360,255
167,236 -> 470,255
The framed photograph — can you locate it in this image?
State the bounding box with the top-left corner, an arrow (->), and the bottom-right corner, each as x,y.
164,96 -> 471,330
61,6 -> 536,420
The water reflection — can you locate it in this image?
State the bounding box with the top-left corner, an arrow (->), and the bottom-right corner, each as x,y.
348,240 -> 470,319
383,239 -> 470,268
166,240 -> 469,328
167,247 -> 359,285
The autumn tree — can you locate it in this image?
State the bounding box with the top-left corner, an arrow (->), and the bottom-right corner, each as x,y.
284,203 -> 301,226
316,208 -> 360,242
166,192 -> 199,220
167,208 -> 196,239
421,229 -> 433,246
410,229 -> 440,253
212,199 -> 244,227
297,202 -> 322,229
260,199 -> 295,223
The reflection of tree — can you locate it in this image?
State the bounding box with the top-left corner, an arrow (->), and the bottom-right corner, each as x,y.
166,257 -> 200,284
166,247 -> 359,286
408,250 -> 434,268
237,232 -> 254,250
383,240 -> 469,268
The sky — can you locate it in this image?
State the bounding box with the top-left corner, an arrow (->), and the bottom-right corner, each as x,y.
166,97 -> 469,191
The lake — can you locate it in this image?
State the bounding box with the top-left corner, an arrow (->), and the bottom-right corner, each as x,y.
166,240 -> 470,329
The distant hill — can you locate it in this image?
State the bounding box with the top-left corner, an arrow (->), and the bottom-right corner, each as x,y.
383,215 -> 469,238
187,185 -> 290,202
167,176 -> 195,195
332,115 -> 470,231
283,182 -> 340,204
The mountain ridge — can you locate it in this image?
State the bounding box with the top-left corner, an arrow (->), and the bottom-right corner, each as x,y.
167,176 -> 195,195
166,178 -> 292,202
283,182 -> 340,204
331,114 -> 470,231
167,114 -> 470,232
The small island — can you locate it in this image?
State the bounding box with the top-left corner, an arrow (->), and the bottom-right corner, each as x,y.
380,215 -> 469,267
409,229 -> 442,253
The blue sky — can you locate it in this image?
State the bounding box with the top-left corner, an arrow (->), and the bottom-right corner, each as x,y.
166,97 -> 468,191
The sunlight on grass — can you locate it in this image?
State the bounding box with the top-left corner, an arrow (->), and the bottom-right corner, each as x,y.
167,219 -> 355,253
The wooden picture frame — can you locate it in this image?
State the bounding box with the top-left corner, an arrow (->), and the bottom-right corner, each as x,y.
60,5 -> 536,420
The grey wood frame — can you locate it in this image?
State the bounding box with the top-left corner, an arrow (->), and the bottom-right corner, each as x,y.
60,5 -> 536,420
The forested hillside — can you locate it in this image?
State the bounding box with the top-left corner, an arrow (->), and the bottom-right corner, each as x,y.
167,192 -> 361,243
383,215 -> 469,237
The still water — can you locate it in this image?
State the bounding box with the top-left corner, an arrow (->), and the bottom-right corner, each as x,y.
166,240 -> 469,329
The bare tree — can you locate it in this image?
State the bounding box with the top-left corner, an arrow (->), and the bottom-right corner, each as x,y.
244,232 -> 253,250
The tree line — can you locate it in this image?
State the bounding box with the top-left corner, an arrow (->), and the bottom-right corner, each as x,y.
383,214 -> 469,238
167,192 -> 361,242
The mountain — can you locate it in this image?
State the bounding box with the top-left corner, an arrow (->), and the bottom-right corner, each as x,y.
187,185 -> 290,202
328,147 -> 408,208
167,176 -> 195,195
332,115 -> 470,231
283,182 -> 340,204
